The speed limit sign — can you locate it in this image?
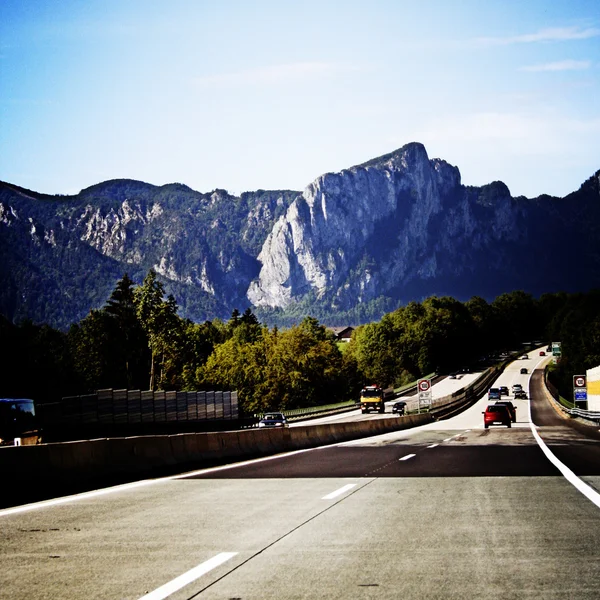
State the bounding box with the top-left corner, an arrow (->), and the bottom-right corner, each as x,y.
418,379 -> 431,392
574,375 -> 587,388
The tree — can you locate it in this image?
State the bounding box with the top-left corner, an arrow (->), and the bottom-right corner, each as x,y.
134,270 -> 183,390
103,273 -> 148,389
68,310 -> 115,391
492,291 -> 540,348
198,317 -> 348,414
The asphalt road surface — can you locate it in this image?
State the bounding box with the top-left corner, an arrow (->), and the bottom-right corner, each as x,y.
2,351 -> 600,599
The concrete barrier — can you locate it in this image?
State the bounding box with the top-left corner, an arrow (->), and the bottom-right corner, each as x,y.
0,413 -> 434,497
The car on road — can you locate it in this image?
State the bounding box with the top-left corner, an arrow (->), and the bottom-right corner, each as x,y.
539,351 -> 546,356
392,401 -> 407,415
520,367 -> 528,374
258,412 -> 289,428
483,404 -> 512,428
495,400 -> 516,422
512,383 -> 522,391
488,388 -> 501,400
519,354 -> 528,359
499,386 -> 509,396
514,389 -> 528,399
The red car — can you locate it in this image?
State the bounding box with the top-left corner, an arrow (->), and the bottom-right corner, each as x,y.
539,351 -> 545,356
495,400 -> 517,423
483,404 -> 512,429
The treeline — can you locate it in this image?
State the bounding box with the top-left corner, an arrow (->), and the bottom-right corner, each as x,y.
543,290 -> 600,400
1,271 -> 598,413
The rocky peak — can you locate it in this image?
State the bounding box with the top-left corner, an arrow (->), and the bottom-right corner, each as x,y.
247,143 -> 464,309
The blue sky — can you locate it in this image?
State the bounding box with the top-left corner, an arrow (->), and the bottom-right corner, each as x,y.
1,0 -> 598,198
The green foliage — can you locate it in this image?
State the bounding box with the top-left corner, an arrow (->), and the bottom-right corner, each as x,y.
0,316 -> 80,402
546,290 -> 600,399
198,317 -> 347,414
4,276 -> 600,421
491,291 -> 540,347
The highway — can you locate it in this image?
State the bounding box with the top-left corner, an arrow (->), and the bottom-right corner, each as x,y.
2,350 -> 600,599
292,370 -> 482,426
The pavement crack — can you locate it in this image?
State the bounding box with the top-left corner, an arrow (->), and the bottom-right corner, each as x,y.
187,479 -> 377,598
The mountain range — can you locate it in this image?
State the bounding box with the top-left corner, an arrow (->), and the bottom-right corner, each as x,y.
1,142 -> 599,330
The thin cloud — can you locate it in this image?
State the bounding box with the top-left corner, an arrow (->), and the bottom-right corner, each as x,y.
520,60 -> 592,72
473,26 -> 600,46
406,112 -> 600,149
192,62 -> 359,87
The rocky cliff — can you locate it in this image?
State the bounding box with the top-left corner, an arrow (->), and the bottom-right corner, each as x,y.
1,142 -> 599,329
248,143 -> 600,315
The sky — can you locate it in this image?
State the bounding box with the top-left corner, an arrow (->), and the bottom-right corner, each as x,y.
1,0 -> 599,198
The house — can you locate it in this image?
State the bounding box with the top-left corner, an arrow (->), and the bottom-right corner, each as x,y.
328,326 -> 354,343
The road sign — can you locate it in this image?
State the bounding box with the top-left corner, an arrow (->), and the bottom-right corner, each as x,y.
575,389 -> 588,401
552,342 -> 562,357
418,379 -> 431,392
574,375 -> 587,388
418,390 -> 432,407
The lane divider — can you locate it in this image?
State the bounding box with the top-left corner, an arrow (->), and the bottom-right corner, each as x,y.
322,483 -> 357,500
138,552 -> 238,600
399,454 -> 416,461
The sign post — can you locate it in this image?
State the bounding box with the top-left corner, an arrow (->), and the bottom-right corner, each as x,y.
418,379 -> 432,413
573,374 -> 587,409
552,342 -> 562,364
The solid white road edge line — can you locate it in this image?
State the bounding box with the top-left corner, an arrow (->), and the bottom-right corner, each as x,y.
399,454 -> 416,461
0,479 -> 159,517
529,422 -> 600,509
528,360 -> 600,510
0,448 -> 316,517
322,483 -> 357,500
138,552 -> 238,600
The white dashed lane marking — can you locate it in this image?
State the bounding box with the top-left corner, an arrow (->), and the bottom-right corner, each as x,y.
322,484 -> 357,500
138,552 -> 238,600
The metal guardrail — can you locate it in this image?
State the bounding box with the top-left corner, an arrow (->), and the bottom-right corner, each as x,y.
543,366 -> 600,422
568,407 -> 600,422
255,373 -> 440,423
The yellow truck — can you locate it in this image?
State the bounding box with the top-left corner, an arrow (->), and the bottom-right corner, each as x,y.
359,385 -> 394,414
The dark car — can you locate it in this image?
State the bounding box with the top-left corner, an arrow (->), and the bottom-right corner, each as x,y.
392,401 -> 407,415
539,351 -> 545,356
483,404 -> 512,429
514,389 -> 528,399
258,412 -> 289,428
520,367 -> 528,374
499,386 -> 509,396
495,400 -> 516,422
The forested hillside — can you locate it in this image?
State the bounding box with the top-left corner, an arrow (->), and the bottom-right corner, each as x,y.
2,270 -> 596,415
